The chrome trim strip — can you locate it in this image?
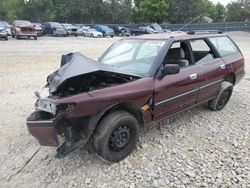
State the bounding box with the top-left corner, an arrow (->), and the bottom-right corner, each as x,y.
199,79 -> 223,90
155,79 -> 223,107
155,88 -> 199,106
27,120 -> 54,124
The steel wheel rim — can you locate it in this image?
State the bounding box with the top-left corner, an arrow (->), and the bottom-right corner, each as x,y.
109,125 -> 131,152
217,89 -> 231,109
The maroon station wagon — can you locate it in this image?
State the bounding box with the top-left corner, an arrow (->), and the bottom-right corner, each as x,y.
26,31 -> 245,162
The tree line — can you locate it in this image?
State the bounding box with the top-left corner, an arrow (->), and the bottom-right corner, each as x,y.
0,0 -> 249,24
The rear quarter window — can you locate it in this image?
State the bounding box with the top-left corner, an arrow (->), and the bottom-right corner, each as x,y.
208,36 -> 239,57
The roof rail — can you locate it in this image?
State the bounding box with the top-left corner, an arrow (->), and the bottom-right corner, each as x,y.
187,30 -> 224,35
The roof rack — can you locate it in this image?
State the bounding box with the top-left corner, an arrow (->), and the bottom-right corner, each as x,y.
187,30 -> 224,35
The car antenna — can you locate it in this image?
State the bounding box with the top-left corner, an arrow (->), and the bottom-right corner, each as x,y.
177,14 -> 202,31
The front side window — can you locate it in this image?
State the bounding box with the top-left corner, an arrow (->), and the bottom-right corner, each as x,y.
100,40 -> 166,76
189,39 -> 216,64
208,36 -> 239,57
164,41 -> 191,67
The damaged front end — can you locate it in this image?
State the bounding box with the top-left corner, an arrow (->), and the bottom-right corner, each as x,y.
26,52 -> 141,157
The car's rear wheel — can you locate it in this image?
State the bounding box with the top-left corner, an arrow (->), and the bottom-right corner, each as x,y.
34,36 -> 37,40
92,111 -> 140,162
5,36 -> 8,40
209,81 -> 233,111
90,33 -> 94,38
16,35 -> 20,40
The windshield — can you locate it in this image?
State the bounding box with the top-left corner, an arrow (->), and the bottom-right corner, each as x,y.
0,22 -> 10,28
152,24 -> 163,32
15,20 -> 31,26
63,24 -> 73,27
0,23 -> 6,29
100,40 -> 166,76
51,22 -> 63,28
89,29 -> 97,32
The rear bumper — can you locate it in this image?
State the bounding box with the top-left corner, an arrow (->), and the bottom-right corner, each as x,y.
17,33 -> 37,37
26,111 -> 59,147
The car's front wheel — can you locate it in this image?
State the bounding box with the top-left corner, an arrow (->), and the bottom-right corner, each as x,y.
209,81 -> 233,111
92,111 -> 140,162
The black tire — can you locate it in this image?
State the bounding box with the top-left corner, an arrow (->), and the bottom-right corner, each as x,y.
111,35 -> 114,38
209,81 -> 233,111
5,36 -> 8,41
103,33 -> 106,37
53,31 -> 56,37
16,35 -> 20,40
34,36 -> 37,40
92,111 -> 140,162
90,33 -> 94,38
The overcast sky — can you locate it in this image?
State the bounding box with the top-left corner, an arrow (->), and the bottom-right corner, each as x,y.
210,0 -> 235,5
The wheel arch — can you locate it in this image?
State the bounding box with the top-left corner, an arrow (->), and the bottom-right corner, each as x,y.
102,102 -> 145,127
225,72 -> 236,85
85,102 -> 145,142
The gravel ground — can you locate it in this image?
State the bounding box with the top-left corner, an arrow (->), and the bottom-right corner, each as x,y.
0,32 -> 249,188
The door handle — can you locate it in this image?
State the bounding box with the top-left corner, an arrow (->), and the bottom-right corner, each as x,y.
220,64 -> 226,69
190,73 -> 197,80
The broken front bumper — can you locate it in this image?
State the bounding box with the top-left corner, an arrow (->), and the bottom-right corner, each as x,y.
26,111 -> 59,147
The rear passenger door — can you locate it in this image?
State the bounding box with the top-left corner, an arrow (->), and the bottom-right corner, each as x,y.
188,38 -> 227,103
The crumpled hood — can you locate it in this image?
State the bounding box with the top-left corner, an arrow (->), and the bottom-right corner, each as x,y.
48,52 -> 141,93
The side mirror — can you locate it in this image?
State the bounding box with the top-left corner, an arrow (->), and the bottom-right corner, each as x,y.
160,64 -> 180,78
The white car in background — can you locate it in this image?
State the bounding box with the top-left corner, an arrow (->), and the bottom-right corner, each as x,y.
84,28 -> 103,38
0,22 -> 11,36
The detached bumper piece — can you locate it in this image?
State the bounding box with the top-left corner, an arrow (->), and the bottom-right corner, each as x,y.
26,111 -> 59,147
27,111 -> 91,158
55,126 -> 88,158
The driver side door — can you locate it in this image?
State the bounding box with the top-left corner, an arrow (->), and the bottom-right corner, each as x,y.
153,41 -> 204,121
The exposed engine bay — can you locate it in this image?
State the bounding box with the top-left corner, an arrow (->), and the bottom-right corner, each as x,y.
45,52 -> 141,97
53,71 -> 137,97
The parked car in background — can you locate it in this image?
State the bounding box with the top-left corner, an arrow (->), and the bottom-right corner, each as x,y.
26,31 -> 245,162
93,25 -> 114,37
84,28 -> 102,37
32,23 -> 43,36
74,24 -> 89,32
130,28 -> 151,36
138,26 -> 157,34
62,23 -> 78,36
140,23 -> 164,33
11,20 -> 38,40
42,22 -> 67,37
0,23 -> 8,40
0,21 -> 11,36
74,25 -> 85,36
110,25 -> 130,36
163,28 -> 172,33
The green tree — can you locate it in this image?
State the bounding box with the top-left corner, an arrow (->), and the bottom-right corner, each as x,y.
169,0 -> 203,23
226,0 -> 250,22
133,0 -> 170,23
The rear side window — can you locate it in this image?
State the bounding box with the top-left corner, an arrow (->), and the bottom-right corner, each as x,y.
209,36 -> 239,57
189,39 -> 216,64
